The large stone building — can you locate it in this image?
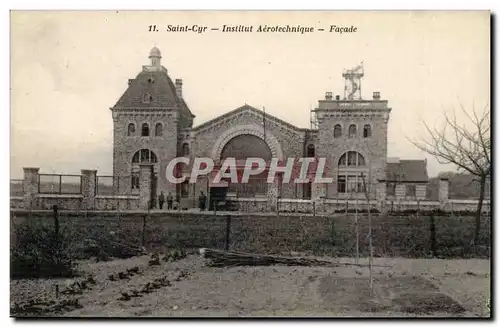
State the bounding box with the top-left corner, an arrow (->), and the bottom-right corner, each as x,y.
111,47 -> 428,208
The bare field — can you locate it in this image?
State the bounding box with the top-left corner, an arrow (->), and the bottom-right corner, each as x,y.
10,254 -> 491,318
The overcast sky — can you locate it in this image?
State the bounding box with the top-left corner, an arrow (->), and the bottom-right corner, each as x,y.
10,11 -> 490,179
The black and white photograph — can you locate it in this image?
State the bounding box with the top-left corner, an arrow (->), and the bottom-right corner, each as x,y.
9,10 -> 491,318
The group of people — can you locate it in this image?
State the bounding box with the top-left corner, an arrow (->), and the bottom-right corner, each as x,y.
154,191 -> 207,211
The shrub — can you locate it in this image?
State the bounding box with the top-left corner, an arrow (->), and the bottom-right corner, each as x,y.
11,224 -> 76,279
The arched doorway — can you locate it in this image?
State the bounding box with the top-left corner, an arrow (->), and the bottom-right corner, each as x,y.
219,134 -> 272,197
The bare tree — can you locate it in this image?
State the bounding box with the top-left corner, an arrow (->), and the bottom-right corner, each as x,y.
410,104 -> 490,245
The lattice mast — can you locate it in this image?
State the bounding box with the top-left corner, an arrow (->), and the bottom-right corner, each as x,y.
310,105 -> 318,129
342,62 -> 364,100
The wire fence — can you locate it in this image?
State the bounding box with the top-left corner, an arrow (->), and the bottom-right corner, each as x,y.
10,207 -> 491,262
96,175 -> 136,196
38,174 -> 82,194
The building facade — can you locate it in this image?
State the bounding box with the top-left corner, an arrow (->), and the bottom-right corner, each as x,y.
111,47 -> 428,208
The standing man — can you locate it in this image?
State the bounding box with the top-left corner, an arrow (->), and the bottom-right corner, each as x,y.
158,191 -> 165,210
199,191 -> 207,211
166,192 -> 173,210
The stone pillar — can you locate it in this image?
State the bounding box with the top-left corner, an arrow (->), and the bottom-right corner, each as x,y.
267,177 -> 280,212
311,182 -> 326,212
439,177 -> 449,209
139,164 -> 153,210
23,167 -> 39,209
81,169 -> 97,210
311,182 -> 326,200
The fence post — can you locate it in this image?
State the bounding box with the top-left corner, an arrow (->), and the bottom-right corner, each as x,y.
277,197 -> 280,217
224,215 -> 232,251
430,214 -> 437,257
53,204 -> 60,238
141,213 -> 147,248
330,217 -> 336,247
312,201 -> 316,217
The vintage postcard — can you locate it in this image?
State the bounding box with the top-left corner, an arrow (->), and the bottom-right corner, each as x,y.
10,10 -> 491,318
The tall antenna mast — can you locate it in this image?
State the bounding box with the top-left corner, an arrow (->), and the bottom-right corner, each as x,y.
342,61 -> 364,100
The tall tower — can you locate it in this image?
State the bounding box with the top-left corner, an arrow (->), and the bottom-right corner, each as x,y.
313,64 -> 391,198
110,47 -> 195,197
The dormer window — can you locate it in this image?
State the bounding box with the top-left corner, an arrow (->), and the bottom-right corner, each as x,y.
148,77 -> 155,84
143,93 -> 153,104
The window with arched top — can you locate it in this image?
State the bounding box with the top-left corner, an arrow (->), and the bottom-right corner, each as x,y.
363,124 -> 372,138
337,151 -> 367,194
348,124 -> 357,138
338,151 -> 365,167
132,149 -> 158,164
127,123 -> 135,136
141,123 -> 149,137
181,143 -> 190,156
306,144 -> 315,157
334,124 -> 342,138
155,123 -> 163,137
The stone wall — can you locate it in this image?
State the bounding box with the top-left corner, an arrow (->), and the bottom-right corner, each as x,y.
11,166 -> 490,214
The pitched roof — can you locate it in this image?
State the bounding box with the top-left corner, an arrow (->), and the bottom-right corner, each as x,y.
386,160 -> 428,182
113,70 -> 194,118
192,104 -> 308,133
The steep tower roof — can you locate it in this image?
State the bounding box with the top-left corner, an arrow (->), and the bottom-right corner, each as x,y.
112,47 -> 194,119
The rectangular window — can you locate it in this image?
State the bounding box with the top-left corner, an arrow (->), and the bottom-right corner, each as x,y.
181,181 -> 189,198
131,174 -> 140,189
303,182 -> 312,199
406,184 -> 416,197
337,175 -> 346,193
347,175 -> 358,193
357,178 -> 366,193
386,183 -> 395,196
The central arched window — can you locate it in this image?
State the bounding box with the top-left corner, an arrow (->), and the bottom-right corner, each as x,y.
338,151 -> 365,167
141,123 -> 150,137
348,124 -> 357,138
334,124 -> 342,138
132,149 -> 158,164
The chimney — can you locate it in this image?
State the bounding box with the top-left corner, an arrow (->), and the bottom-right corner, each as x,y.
373,91 -> 380,100
335,95 -> 340,100
325,92 -> 332,100
175,79 -> 183,98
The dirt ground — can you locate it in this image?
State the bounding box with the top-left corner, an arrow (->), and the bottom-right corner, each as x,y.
10,254 -> 491,318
